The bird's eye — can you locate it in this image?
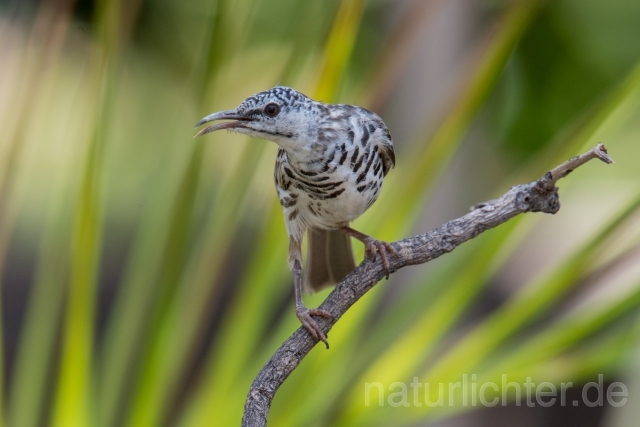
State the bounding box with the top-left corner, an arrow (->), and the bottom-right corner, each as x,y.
264,103 -> 280,117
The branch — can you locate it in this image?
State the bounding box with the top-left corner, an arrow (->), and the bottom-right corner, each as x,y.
241,143 -> 613,427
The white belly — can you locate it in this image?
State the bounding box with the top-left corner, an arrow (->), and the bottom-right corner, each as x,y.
298,176 -> 381,230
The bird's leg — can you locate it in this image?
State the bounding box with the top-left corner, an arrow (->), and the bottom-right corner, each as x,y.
289,239 -> 332,348
340,226 -> 398,279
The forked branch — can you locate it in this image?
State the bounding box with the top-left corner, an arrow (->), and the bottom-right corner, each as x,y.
241,143 -> 613,427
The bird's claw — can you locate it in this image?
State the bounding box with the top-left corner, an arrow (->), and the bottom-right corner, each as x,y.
296,306 -> 333,349
364,238 -> 398,279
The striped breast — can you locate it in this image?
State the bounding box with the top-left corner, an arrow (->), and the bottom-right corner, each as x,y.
274,110 -> 394,239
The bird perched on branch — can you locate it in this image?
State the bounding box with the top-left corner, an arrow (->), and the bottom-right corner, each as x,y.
195,86 -> 396,347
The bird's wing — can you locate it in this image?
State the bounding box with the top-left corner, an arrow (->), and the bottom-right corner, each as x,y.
378,143 -> 395,176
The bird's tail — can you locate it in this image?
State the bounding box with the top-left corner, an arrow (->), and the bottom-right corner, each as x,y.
303,228 -> 356,293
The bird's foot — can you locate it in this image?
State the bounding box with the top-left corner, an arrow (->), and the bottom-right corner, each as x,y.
363,238 -> 398,279
295,306 -> 333,349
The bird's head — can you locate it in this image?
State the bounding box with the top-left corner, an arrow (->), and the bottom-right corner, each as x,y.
195,86 -> 318,150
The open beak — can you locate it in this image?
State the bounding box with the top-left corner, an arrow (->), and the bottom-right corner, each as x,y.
194,110 -> 255,137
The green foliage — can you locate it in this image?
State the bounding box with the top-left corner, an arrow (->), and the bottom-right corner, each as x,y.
1,0 -> 640,426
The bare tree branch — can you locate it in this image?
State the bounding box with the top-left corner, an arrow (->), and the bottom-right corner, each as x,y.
241,143 -> 614,427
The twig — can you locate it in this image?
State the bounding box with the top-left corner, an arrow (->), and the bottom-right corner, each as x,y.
241,143 -> 613,427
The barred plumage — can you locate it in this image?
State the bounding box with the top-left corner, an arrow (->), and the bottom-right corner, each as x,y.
196,86 -> 396,347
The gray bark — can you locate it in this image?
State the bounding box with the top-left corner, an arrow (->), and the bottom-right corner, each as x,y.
241,144 -> 613,427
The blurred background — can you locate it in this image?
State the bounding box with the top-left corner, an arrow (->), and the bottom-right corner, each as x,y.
1,0 -> 640,426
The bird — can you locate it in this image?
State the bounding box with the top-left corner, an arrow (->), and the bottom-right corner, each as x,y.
195,86 -> 396,347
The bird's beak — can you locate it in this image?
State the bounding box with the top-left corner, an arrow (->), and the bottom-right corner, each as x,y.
194,109 -> 255,137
